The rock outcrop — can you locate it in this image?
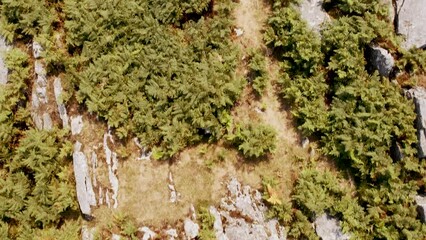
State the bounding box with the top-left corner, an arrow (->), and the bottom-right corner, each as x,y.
0,37 -> 9,85
416,195 -> 426,223
139,226 -> 157,240
298,0 -> 329,32
53,77 -> 69,128
104,132 -> 119,209
396,0 -> 426,49
31,41 -> 53,130
366,45 -> 395,77
211,178 -> 287,240
406,88 -> 426,158
314,214 -> 350,240
184,218 -> 200,240
73,141 -> 97,218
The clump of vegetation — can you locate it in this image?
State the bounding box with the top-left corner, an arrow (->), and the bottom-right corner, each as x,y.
197,204 -> 216,240
266,0 -> 426,238
64,0 -> 243,158
247,49 -> 268,96
228,123 -> 277,158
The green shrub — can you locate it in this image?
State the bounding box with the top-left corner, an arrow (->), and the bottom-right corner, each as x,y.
228,123 -> 277,158
247,49 -> 268,96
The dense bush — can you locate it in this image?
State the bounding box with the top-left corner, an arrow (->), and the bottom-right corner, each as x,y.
64,0 -> 243,158
228,123 -> 277,158
247,49 -> 268,96
266,0 -> 426,238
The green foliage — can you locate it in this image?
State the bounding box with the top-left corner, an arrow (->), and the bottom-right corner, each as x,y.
267,0 -> 426,238
64,0 -> 242,158
0,48 -> 31,163
197,204 -> 216,240
247,49 -> 268,96
228,123 -> 277,158
265,6 -> 328,135
0,128 -> 78,239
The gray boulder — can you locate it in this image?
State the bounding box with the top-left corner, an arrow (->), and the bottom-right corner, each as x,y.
366,45 -> 395,77
396,0 -> 426,49
32,41 -> 43,59
298,0 -> 329,32
73,141 -> 96,217
165,229 -> 178,240
416,195 -> 426,223
314,214 -> 350,240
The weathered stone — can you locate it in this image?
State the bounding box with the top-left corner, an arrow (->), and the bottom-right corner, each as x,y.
407,88 -> 426,158
73,141 -> 96,217
366,45 -> 395,77
215,178 -> 286,240
314,214 -> 350,240
53,77 -> 69,128
165,229 -> 178,240
0,37 -> 9,85
298,0 -> 329,32
209,206 -> 227,240
139,226 -> 156,240
168,171 -> 179,203
396,0 -> 426,49
103,133 -> 119,209
184,218 -> 199,239
301,137 -> 310,149
81,225 -> 95,240
32,41 -> 43,59
71,115 -> 84,135
111,234 -> 121,240
42,112 -> 53,130
416,195 -> 426,223
234,28 -> 244,37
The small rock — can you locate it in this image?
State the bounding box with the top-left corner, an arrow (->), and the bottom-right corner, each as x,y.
53,77 -> 69,128
32,41 -> 43,59
366,45 -> 394,77
165,229 -> 178,240
416,195 -> 426,223
0,37 -> 9,85
111,234 -> 121,240
81,226 -> 95,240
184,218 -> 199,240
234,28 -> 244,37
314,214 -> 350,240
71,115 -> 84,135
139,226 -> 156,240
298,0 -> 330,32
301,137 -> 309,149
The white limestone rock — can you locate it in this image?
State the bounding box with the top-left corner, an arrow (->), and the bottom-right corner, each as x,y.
298,0 -> 330,32
184,218 -> 199,240
0,37 -> 9,85
396,0 -> 426,49
53,77 -> 69,127
139,226 -> 156,240
71,115 -> 84,135
73,141 -> 96,217
314,214 -> 350,240
165,229 -> 178,240
32,41 -> 43,59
